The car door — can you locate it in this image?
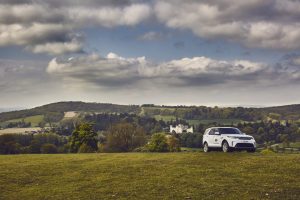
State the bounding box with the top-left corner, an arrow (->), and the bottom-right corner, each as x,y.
208,128 -> 218,147
211,128 -> 222,147
206,129 -> 215,147
213,128 -> 222,147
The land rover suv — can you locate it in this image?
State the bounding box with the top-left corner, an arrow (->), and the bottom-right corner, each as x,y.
202,127 -> 256,152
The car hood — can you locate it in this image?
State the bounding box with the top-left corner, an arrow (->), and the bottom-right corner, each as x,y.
222,134 -> 253,138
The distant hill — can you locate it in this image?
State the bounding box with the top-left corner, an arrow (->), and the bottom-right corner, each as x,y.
0,102 -> 140,122
261,104 -> 300,116
0,101 -> 300,123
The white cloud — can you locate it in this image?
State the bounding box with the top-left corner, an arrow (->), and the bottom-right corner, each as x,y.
29,40 -> 83,55
68,4 -> 151,27
138,31 -> 164,41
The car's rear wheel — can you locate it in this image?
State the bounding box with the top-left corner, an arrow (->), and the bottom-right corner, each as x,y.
203,142 -> 209,153
222,141 -> 230,153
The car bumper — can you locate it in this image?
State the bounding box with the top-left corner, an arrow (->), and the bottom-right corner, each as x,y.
230,141 -> 256,149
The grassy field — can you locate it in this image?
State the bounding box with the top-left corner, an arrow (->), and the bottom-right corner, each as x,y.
187,118 -> 242,125
0,153 -> 299,200
154,115 -> 177,121
0,127 -> 44,135
3,115 -> 44,127
153,115 -> 242,126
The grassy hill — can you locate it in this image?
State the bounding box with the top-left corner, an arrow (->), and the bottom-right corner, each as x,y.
0,153 -> 299,200
0,102 -> 141,123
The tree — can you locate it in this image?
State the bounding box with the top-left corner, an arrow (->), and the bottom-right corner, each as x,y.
147,133 -> 169,152
70,123 -> 98,153
29,139 -> 41,153
106,123 -> 146,152
268,113 -> 281,121
44,112 -> 64,127
41,143 -> 58,154
0,134 -> 21,154
257,127 -> 264,135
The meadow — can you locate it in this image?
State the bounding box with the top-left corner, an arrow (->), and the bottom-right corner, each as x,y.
0,153 -> 299,200
0,115 -> 44,128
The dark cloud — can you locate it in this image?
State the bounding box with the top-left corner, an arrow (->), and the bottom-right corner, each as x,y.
154,0 -> 300,50
1,0 -> 300,56
47,52 -> 300,89
0,1 -> 152,55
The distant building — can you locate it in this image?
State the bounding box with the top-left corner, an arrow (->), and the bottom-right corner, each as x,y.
170,124 -> 193,134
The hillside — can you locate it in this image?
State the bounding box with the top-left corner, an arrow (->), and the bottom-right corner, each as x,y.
0,102 -> 141,122
0,153 -> 299,200
1,101 -> 300,127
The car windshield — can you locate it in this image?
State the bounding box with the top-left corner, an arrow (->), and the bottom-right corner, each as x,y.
218,128 -> 241,135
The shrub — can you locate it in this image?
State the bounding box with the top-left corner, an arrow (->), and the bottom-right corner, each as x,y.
147,133 -> 169,152
261,148 -> 275,155
167,135 -> 181,152
133,146 -> 149,152
180,133 -> 203,148
40,143 -> 58,154
78,143 -> 95,153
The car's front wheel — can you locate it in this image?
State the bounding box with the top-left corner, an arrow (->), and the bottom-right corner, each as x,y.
203,142 -> 209,153
222,141 -> 230,153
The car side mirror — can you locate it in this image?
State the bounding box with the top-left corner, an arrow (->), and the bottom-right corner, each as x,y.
215,132 -> 220,135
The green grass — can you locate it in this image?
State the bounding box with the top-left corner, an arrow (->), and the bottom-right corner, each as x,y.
154,115 -> 177,121
4,115 -> 44,127
153,115 -> 242,125
180,147 -> 202,152
272,142 -> 300,149
188,118 -> 242,125
0,153 -> 299,200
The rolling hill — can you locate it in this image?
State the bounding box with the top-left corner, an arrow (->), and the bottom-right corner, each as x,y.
1,101 -> 300,126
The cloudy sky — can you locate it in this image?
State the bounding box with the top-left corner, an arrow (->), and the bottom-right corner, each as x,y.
1,0 -> 300,108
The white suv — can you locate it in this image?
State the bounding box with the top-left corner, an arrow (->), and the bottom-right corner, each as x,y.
203,127 -> 256,153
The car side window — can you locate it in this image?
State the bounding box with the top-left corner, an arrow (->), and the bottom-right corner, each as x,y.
208,129 -> 214,135
214,128 -> 219,135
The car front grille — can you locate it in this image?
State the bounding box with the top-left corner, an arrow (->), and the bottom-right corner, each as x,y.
238,137 -> 252,140
235,143 -> 254,148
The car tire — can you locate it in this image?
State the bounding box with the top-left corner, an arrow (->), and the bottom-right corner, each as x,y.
203,142 -> 209,153
222,141 -> 230,153
247,148 -> 256,153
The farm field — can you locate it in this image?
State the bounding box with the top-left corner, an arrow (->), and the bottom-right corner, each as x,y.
0,153 -> 299,200
0,127 -> 44,135
1,115 -> 44,127
64,111 -> 78,118
153,115 -> 242,125
154,115 -> 177,121
187,118 -> 242,125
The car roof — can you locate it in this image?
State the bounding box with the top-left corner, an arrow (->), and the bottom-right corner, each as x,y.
206,127 -> 238,129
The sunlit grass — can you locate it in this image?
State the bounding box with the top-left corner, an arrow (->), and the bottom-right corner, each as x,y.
0,153 -> 299,200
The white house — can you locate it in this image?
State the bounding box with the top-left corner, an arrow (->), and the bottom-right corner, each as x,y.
170,124 -> 193,134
